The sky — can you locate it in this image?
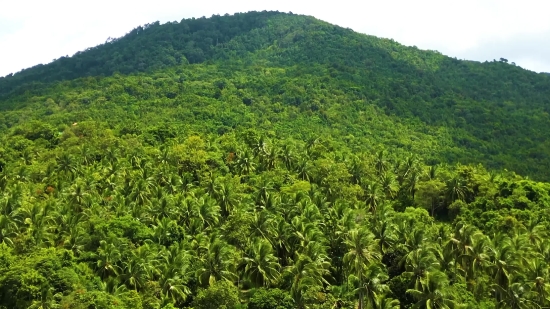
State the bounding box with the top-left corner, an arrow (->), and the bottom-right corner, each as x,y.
1,0 -> 549,77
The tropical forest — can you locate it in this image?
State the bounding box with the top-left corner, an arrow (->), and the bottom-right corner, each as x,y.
1,11 -> 550,309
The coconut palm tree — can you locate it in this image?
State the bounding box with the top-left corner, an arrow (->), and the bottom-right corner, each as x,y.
348,263 -> 389,309
279,142 -> 296,171
61,224 -> 88,256
379,172 -> 399,200
403,248 -> 440,290
194,195 -> 221,229
296,159 -> 313,182
492,277 -> 538,309
95,240 -> 122,279
525,258 -> 550,306
372,220 -> 397,255
374,150 -> 389,177
284,253 -> 329,308
461,233 -> 492,291
489,233 -> 520,302
196,238 -> 237,286
215,182 -> 239,217
444,176 -> 469,204
365,182 -> 383,214
236,150 -> 256,176
157,243 -> 192,305
343,228 -> 382,309
376,294 -> 401,309
240,239 -> 281,287
121,255 -> 149,291
0,213 -> 17,246
406,271 -> 457,309
56,153 -> 79,180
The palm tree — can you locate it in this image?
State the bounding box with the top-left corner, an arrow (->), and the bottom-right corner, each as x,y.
147,196 -> 175,222
288,216 -> 325,254
240,239 -> 281,287
254,178 -> 275,210
261,146 -> 278,171
17,202 -> 55,248
372,220 -> 397,255
296,159 -> 313,182
493,277 -> 538,309
157,243 -> 192,305
250,210 -> 276,242
376,294 -> 401,309
401,228 -> 429,256
445,223 -> 478,270
27,283 -> 55,309
349,156 -> 365,186
0,213 -> 16,246
236,150 -> 256,175
461,233 -> 492,292
78,144 -> 96,166
407,271 -> 457,309
374,150 -> 389,176
343,228 -> 382,309
403,248 -> 440,290
61,224 -> 88,256
403,169 -> 421,201
215,182 -> 239,217
121,256 -> 149,291
521,219 -> 546,248
68,182 -> 90,212
56,153 -> 79,179
0,170 -> 10,191
280,143 -> 296,170
194,195 -> 220,229
284,253 -> 329,308
252,135 -> 269,158
489,233 -> 519,301
99,277 -> 128,296
365,182 -> 382,214
130,177 -> 155,206
269,218 -> 291,266
426,165 -> 438,181
196,238 -> 237,286
348,263 -> 389,309
95,240 -> 122,279
525,258 -> 550,306
444,176 -> 469,204
152,217 -> 180,246
379,172 -> 399,199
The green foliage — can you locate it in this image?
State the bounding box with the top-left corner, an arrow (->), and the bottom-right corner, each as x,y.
248,288 -> 294,309
1,12 -> 550,179
0,11 -> 549,309
192,280 -> 241,309
60,290 -> 142,309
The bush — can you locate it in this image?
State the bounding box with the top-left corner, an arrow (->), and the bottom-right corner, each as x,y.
248,288 -> 294,309
192,280 -> 240,309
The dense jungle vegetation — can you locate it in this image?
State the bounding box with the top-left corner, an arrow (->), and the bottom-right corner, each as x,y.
1,11 -> 550,309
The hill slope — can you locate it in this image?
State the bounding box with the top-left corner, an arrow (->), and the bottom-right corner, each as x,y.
1,11 -> 549,179
2,11 -> 550,309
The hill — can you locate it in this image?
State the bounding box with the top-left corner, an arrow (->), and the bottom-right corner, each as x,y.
1,12 -> 549,180
1,11 -> 550,309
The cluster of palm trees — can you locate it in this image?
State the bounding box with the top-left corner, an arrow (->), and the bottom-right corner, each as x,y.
1,134 -> 549,308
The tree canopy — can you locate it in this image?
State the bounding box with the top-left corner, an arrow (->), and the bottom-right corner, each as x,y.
0,10 -> 549,309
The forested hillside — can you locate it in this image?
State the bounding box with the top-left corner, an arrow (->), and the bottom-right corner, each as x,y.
1,12 -> 550,179
1,11 -> 550,309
